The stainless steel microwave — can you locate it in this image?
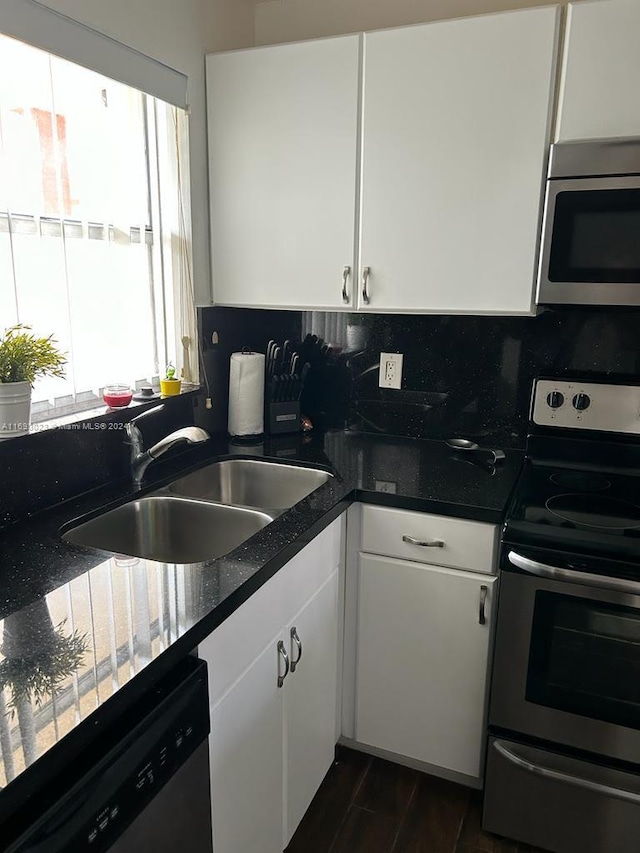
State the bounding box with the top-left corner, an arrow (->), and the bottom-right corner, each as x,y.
537,138 -> 640,306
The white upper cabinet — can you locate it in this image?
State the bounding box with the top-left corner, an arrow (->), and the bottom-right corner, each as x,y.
358,7 -> 560,314
207,8 -> 560,314
207,36 -> 360,310
557,0 -> 640,141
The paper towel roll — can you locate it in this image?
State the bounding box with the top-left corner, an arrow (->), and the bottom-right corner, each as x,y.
228,351 -> 265,437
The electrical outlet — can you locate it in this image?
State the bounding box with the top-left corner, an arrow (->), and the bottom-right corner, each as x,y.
379,352 -> 403,390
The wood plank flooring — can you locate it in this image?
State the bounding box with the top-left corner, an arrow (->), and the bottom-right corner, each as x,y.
286,747 -> 542,853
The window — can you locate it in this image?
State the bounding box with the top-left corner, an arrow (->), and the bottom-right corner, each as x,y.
0,32 -> 196,422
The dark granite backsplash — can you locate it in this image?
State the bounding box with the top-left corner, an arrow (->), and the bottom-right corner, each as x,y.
2,305 -> 638,528
0,391 -> 212,529
199,305 -> 640,448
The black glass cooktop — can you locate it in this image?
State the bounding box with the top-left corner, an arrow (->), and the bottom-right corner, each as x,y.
505,456 -> 640,561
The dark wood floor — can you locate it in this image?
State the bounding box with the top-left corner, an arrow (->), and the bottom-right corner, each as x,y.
286,747 -> 542,853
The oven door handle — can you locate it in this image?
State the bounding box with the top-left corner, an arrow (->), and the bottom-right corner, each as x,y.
507,550 -> 640,596
493,740 -> 640,806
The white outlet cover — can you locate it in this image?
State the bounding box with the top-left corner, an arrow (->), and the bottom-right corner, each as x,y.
379,352 -> 403,390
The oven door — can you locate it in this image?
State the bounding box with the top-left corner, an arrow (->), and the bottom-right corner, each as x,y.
490,548 -> 640,764
537,175 -> 640,306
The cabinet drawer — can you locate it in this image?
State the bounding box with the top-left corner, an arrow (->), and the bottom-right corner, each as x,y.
484,736 -> 640,853
360,505 -> 497,573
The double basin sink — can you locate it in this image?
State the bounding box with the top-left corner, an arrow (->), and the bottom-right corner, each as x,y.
63,460 -> 333,564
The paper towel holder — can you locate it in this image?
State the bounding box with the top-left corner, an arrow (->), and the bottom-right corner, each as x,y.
228,348 -> 265,441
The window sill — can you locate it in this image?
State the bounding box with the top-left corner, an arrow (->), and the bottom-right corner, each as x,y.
24,384 -> 202,436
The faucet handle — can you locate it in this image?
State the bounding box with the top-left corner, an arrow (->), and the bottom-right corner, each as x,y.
126,403 -> 164,451
130,403 -> 165,425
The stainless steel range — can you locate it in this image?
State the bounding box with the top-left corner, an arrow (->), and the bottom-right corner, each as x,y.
484,378 -> 640,853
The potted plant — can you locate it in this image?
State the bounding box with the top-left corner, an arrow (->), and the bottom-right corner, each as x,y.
160,362 -> 181,397
0,325 -> 66,438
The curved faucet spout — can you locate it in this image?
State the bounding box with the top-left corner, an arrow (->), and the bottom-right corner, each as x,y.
126,414 -> 210,486
148,426 -> 210,460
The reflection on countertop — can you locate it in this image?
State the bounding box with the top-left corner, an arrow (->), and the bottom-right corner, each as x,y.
0,555 -> 211,789
0,428 -> 523,818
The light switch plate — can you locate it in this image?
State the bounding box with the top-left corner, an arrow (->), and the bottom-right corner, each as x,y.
379,353 -> 403,389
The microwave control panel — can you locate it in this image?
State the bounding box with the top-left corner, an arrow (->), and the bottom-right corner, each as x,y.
532,380 -> 640,433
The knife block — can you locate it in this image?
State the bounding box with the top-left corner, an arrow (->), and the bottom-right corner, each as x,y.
268,400 -> 301,434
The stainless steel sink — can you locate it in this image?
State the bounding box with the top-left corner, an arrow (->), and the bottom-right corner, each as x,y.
63,496 -> 272,563
166,459 -> 333,512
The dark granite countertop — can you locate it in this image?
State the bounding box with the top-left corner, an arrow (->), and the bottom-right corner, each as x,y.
0,429 -> 523,832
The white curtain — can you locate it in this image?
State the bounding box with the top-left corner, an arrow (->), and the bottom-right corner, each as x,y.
169,105 -> 198,385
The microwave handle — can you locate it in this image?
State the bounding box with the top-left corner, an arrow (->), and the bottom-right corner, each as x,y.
493,740 -> 640,806
507,551 -> 640,596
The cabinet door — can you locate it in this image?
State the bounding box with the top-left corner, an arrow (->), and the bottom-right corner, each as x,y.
209,637 -> 284,853
207,36 -> 360,310
358,7 -> 560,315
284,571 -> 339,845
557,0 -> 640,141
355,554 -> 497,780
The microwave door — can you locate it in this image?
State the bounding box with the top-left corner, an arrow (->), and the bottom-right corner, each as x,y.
537,175 -> 640,306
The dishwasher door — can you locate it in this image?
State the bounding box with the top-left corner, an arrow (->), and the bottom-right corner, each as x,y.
110,741 -> 212,853
7,656 -> 213,853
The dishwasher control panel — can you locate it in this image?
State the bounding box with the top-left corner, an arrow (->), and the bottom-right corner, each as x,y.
83,715 -> 205,850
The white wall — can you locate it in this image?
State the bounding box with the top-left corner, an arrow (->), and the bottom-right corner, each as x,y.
37,0 -> 255,305
255,0 -> 582,44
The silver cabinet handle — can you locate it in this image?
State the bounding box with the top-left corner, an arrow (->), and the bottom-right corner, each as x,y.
479,585 -> 488,625
493,740 -> 640,806
402,534 -> 444,548
361,266 -> 371,304
290,627 -> 303,673
277,640 -> 290,688
342,266 -> 351,303
508,551 -> 640,597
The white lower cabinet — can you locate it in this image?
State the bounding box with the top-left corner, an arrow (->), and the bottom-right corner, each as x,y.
285,573 -> 339,845
208,636 -> 285,853
355,552 -> 497,781
199,519 -> 342,853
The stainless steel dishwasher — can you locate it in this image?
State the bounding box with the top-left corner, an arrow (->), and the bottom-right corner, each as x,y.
6,656 -> 213,853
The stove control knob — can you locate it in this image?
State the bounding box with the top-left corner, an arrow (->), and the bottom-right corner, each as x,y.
546,391 -> 564,409
573,393 -> 591,411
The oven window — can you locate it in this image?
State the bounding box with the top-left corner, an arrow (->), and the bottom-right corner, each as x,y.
527,591 -> 640,730
548,189 -> 640,283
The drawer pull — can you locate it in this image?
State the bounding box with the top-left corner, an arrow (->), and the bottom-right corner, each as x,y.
479,585 -> 488,625
277,640 -> 290,688
290,627 -> 303,673
402,534 -> 444,548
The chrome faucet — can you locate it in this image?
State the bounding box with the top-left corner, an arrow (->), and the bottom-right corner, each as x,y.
125,405 -> 210,486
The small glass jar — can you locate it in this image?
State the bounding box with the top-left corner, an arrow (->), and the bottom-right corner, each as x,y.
103,383 -> 133,408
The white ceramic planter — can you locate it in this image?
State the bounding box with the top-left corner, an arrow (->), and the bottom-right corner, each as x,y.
0,381 -> 32,438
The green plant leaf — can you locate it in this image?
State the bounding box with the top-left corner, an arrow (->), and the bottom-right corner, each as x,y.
0,324 -> 66,386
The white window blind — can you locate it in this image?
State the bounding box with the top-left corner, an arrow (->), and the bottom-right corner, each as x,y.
0,31 -> 197,421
